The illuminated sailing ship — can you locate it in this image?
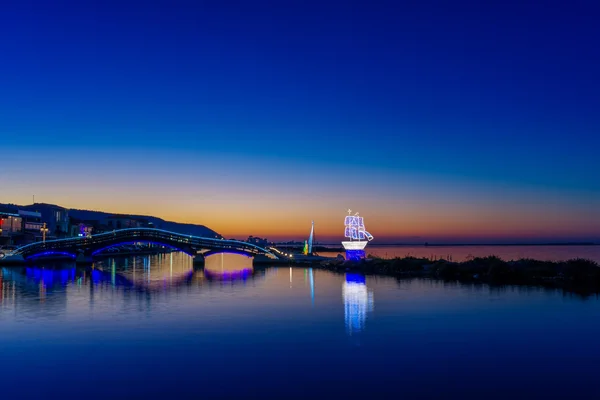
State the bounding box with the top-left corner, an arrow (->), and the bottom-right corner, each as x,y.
342,210 -> 374,251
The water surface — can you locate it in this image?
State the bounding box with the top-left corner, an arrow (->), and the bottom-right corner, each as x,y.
2,252 -> 600,399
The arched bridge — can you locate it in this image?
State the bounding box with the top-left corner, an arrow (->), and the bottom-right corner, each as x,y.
10,228 -> 279,261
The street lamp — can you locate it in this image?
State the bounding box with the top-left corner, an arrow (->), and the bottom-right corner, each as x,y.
41,223 -> 49,243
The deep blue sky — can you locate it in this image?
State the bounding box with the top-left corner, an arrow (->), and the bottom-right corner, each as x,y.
1,0 -> 599,241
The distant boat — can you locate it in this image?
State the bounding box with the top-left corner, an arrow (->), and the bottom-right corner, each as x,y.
303,221 -> 315,255
342,210 -> 374,251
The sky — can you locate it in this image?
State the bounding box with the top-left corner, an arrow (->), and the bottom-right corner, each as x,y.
1,0 -> 599,243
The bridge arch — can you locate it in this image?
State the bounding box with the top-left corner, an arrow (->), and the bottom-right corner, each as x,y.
202,249 -> 254,258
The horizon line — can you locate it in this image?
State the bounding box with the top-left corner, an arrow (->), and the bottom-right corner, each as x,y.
275,241 -> 599,247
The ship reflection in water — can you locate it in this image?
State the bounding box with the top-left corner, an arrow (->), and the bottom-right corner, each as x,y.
342,273 -> 374,335
2,254 -> 372,337
4,252 -> 600,398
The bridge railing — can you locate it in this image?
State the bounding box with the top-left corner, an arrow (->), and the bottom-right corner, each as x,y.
11,227 -> 278,259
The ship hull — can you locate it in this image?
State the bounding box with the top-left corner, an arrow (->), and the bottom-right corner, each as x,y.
342,241 -> 368,250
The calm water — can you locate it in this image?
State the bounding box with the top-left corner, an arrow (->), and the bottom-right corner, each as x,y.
2,252 -> 600,399
321,244 -> 600,263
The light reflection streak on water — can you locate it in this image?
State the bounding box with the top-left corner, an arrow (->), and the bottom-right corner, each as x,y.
1,254 -> 374,337
309,268 -> 314,306
343,273 -> 374,335
96,253 -> 195,291
4,255 -> 600,399
0,269 -> 17,307
111,259 -> 115,287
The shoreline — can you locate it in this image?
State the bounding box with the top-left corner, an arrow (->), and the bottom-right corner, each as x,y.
306,255 -> 600,296
4,250 -> 600,295
317,243 -> 599,248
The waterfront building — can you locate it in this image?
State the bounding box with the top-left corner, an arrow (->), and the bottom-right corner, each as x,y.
0,206 -> 23,245
21,203 -> 70,238
102,215 -> 148,230
0,214 -> 23,236
18,210 -> 43,243
19,210 -> 43,231
69,222 -> 93,237
247,236 -> 268,247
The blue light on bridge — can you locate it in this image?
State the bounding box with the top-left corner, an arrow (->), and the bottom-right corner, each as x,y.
25,251 -> 77,260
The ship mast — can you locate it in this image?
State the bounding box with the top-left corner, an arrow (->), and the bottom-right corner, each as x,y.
347,209 -> 353,242
308,221 -> 314,255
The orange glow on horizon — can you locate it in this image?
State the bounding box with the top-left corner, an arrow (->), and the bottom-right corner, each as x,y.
3,172 -> 599,243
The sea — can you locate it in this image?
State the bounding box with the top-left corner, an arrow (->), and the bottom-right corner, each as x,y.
2,248 -> 600,399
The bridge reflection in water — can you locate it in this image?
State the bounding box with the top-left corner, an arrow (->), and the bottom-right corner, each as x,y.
0,252 -> 262,297
93,252 -> 260,289
93,252 -> 196,290
1,253 -> 375,336
203,253 -> 254,281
